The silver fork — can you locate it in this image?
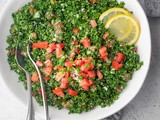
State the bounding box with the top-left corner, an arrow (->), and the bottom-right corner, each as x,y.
27,44 -> 49,120
15,46 -> 33,120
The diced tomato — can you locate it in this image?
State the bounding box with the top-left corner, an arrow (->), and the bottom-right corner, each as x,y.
52,88 -> 65,98
55,72 -> 65,82
43,66 -> 53,75
43,76 -> 50,81
79,79 -> 90,91
49,43 -> 57,50
74,59 -> 84,66
46,43 -> 56,53
82,57 -> 93,64
73,28 -> 80,35
103,32 -> 109,39
56,43 -> 65,49
88,80 -> 94,86
65,72 -> 70,78
36,60 -> 44,67
31,73 -> 39,82
37,89 -> 42,94
80,71 -> 88,78
54,66 -> 64,71
46,47 -> 53,53
60,77 -> 69,89
115,52 -> 125,63
32,42 -> 48,49
68,89 -> 78,96
80,63 -> 94,72
65,60 -> 73,68
90,20 -> 97,28
56,48 -> 63,58
44,59 -> 52,67
88,71 -> 96,78
81,37 -> 91,48
112,61 -> 123,70
89,0 -> 98,4
99,46 -> 108,59
97,70 -> 103,80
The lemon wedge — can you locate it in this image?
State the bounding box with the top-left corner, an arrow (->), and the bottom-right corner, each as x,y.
105,14 -> 140,45
99,8 -> 131,24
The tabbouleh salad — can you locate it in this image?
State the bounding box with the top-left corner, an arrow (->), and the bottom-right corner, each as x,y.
6,0 -> 143,114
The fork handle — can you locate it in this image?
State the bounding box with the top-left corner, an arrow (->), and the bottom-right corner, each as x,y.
25,71 -> 33,120
27,45 -> 49,120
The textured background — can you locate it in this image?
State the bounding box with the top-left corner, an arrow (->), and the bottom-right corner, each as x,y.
0,0 -> 160,120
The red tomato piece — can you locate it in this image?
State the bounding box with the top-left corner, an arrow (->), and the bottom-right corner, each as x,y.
115,52 -> 125,63
44,59 -> 52,67
81,37 -> 91,48
88,71 -> 96,78
31,73 -> 39,82
80,63 -> 94,72
88,80 -> 94,86
97,70 -> 103,80
52,88 -> 65,98
68,89 -> 78,96
36,60 -> 44,67
32,42 -> 48,49
46,43 -> 56,53
65,72 -> 70,78
46,47 -> 53,53
43,66 -> 53,75
79,79 -> 90,91
90,20 -> 97,28
65,60 -> 73,68
103,32 -> 109,39
73,28 -> 80,35
74,59 -> 84,66
80,71 -> 88,78
56,48 -> 63,58
60,77 -> 69,89
99,46 -> 108,59
56,43 -> 65,49
89,0 -> 98,3
112,61 -> 123,70
54,66 -> 64,71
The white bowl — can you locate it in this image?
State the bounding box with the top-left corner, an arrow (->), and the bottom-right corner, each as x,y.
0,0 -> 151,120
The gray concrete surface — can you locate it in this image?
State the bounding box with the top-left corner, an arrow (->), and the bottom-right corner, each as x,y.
121,15 -> 160,120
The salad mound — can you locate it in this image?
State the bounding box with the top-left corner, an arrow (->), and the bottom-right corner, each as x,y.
6,0 -> 143,114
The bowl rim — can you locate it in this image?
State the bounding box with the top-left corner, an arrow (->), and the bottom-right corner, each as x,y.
0,0 -> 151,119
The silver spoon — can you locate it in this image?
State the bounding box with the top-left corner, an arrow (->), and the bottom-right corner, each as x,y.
15,46 -> 33,120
